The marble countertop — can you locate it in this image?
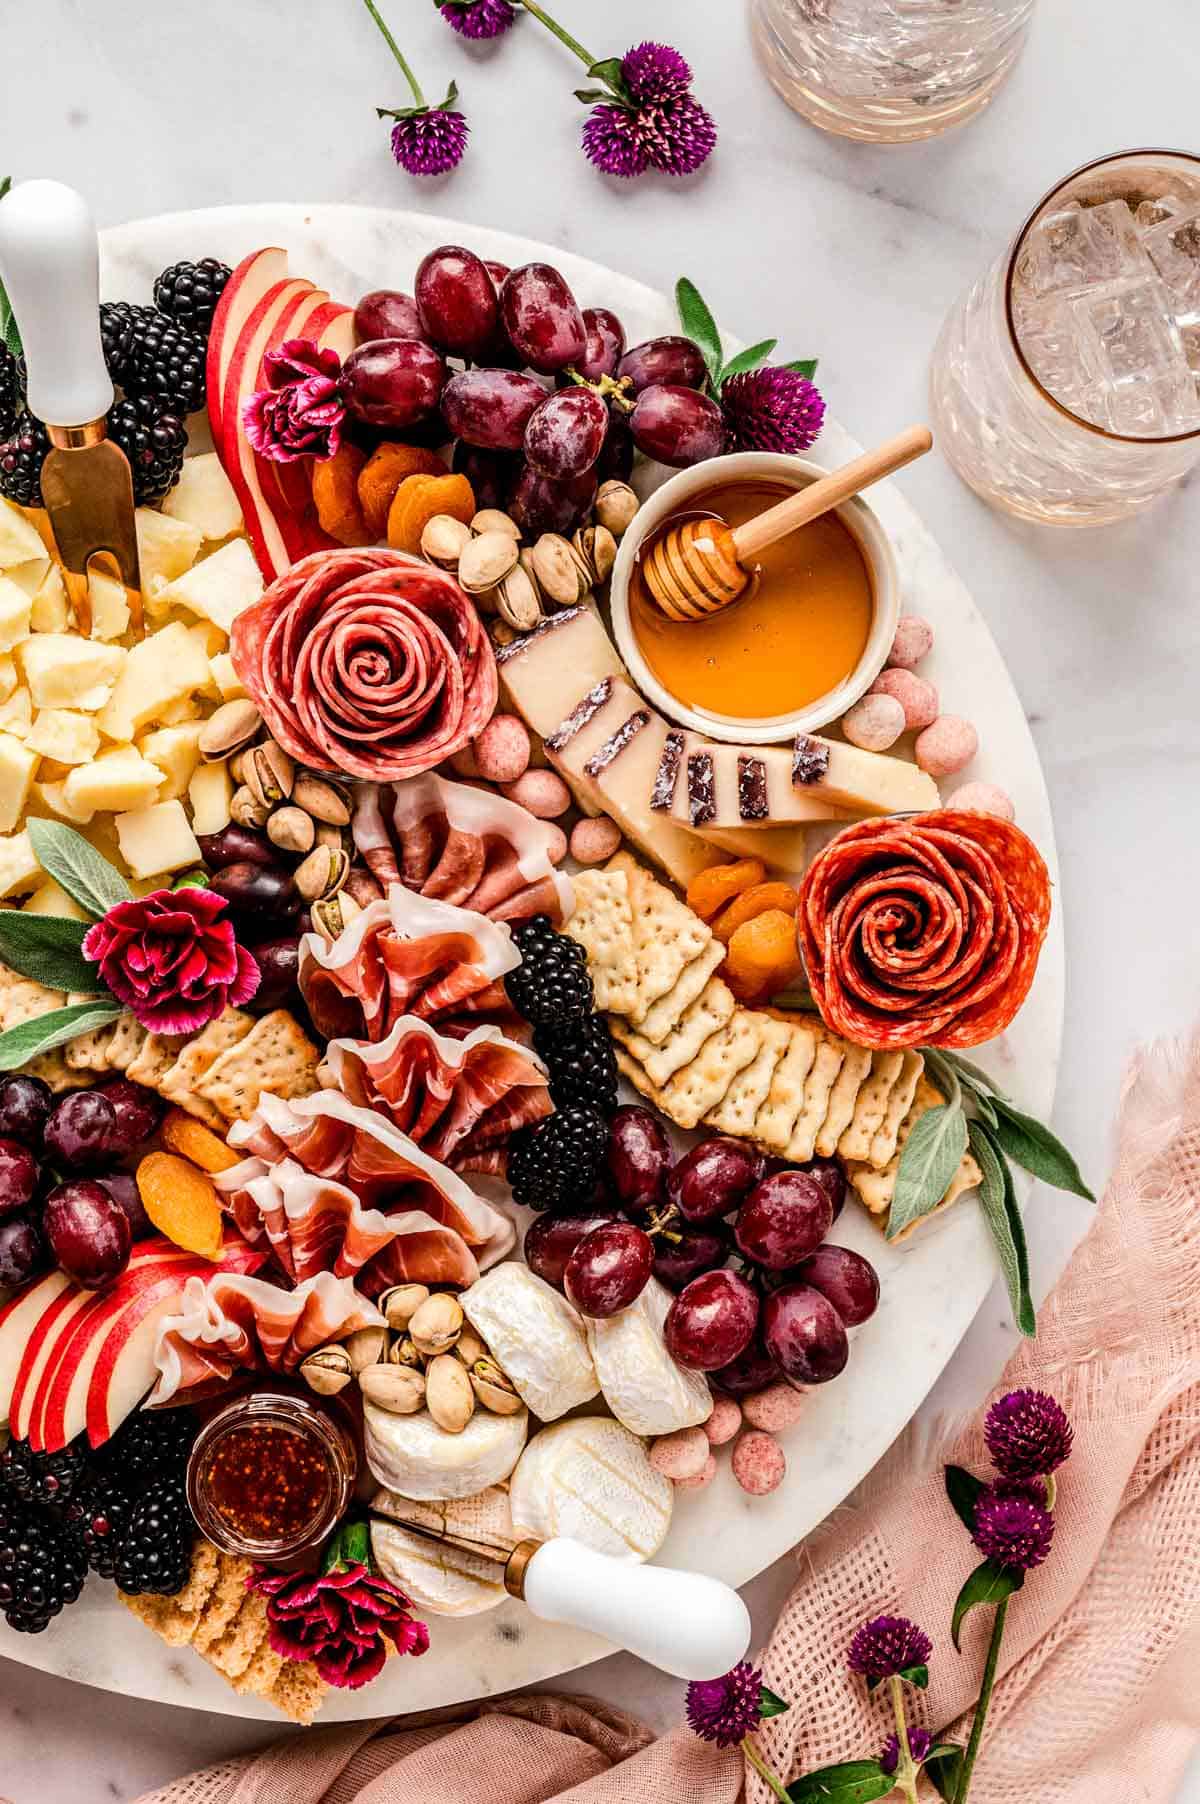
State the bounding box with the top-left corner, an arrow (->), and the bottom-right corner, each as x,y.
3,0 -> 1199,1797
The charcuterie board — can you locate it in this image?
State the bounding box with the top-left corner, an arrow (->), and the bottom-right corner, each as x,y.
0,204 -> 1062,1721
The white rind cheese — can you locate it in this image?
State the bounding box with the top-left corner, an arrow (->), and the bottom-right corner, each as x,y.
510,1417 -> 673,1561
587,1277 -> 714,1437
370,1484 -> 515,1616
461,1263 -> 599,1421
364,1400 -> 528,1502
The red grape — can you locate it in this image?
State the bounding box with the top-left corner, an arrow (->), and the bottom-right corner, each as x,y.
0,1074 -> 52,1148
508,464 -> 596,538
0,1137 -> 37,1218
652,1222 -> 729,1292
630,385 -> 724,467
667,1135 -> 765,1224
44,1179 -> 131,1289
617,335 -> 707,395
197,825 -> 277,871
575,308 -> 626,382
484,260 -> 511,290
442,368 -> 546,451
96,1080 -> 161,1157
710,1337 -> 779,1395
734,1170 -> 834,1271
805,1156 -> 847,1222
606,1105 -> 670,1211
524,388 -> 608,479
340,338 -> 445,429
595,411 -> 634,483
208,862 -> 300,924
793,1244 -> 879,1327
664,1268 -> 759,1370
565,1221 -> 653,1317
415,245 -> 499,358
250,937 -> 302,1011
452,441 -> 519,508
354,289 -> 424,344
499,264 -> 586,374
524,1209 -> 618,1290
0,1214 -> 45,1287
44,1092 -> 117,1172
96,1172 -> 153,1242
762,1283 -> 849,1385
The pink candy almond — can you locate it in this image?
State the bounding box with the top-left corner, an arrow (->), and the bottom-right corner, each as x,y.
650,1426 -> 711,1481
870,667 -> 939,731
674,1453 -> 718,1492
915,714 -> 979,777
887,614 -> 935,669
499,768 -> 572,819
842,692 -> 905,753
731,1429 -> 786,1496
741,1381 -> 808,1433
703,1396 -> 743,1446
569,816 -> 623,865
474,714 -> 531,785
944,781 -> 1014,821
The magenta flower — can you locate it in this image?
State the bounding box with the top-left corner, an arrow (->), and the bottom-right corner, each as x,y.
438,0 -> 516,39
249,1562 -> 429,1689
620,42 -> 695,103
847,1616 -> 933,1685
242,338 -> 346,464
364,0 -> 469,177
82,888 -> 259,1036
880,1727 -> 933,1775
985,1389 -> 1074,1482
581,105 -> 651,179
685,1661 -> 765,1748
972,1486 -> 1055,1572
722,367 -> 826,454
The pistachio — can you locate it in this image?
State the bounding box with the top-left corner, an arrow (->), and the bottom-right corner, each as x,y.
458,530 -> 520,596
198,698 -> 262,762
299,1344 -> 354,1397
344,867 -> 384,908
496,562 -> 543,632
594,479 -> 639,538
420,512 -> 473,568
359,1364 -> 426,1414
230,785 -> 271,830
294,844 -> 350,903
342,1324 -> 388,1374
531,533 -> 588,607
469,1357 -> 523,1415
229,750 -> 246,785
572,524 -> 617,587
309,889 -> 362,944
425,1353 -> 476,1433
489,619 -> 517,647
408,1292 -> 463,1358
292,774 -> 351,826
471,508 -> 521,540
314,822 -> 346,852
453,1323 -> 488,1368
267,805 -> 316,856
379,1282 -> 430,1331
387,1333 -> 421,1368
244,740 -> 295,810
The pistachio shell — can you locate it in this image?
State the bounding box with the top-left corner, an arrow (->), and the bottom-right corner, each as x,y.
496,563 -> 543,632
458,530 -> 520,596
230,786 -> 271,830
531,533 -> 588,607
300,1345 -> 354,1397
342,1325 -> 388,1374
292,774 -> 352,826
425,1353 -> 476,1433
244,740 -> 295,809
294,844 -> 350,903
594,479 -> 639,537
421,513 -> 474,568
573,524 -> 617,586
267,806 -> 316,855
409,1292 -> 464,1358
198,698 -> 262,761
380,1283 -> 431,1330
469,1357 -> 523,1415
359,1364 -> 426,1414
471,508 -> 521,540
453,1324 -> 488,1368
310,889 -> 362,944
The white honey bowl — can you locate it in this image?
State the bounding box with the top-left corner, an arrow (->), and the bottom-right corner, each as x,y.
609,451 -> 901,745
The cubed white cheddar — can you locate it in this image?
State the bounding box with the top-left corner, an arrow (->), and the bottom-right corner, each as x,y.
156,538 -> 263,638
0,501 -> 48,570
18,635 -> 126,711
29,562 -> 68,633
0,688 -> 32,738
0,656 -> 16,703
155,694 -> 205,727
3,557 -> 50,598
161,454 -> 243,541
187,619 -> 227,662
115,799 -> 201,879
208,651 -> 246,701
34,779 -> 94,825
137,722 -> 204,800
0,731 -> 39,833
96,621 -> 211,741
187,758 -> 233,835
0,829 -> 41,898
23,877 -> 89,921
64,744 -> 164,816
0,576 -> 32,653
27,709 -> 101,766
135,506 -> 202,598
86,566 -> 130,642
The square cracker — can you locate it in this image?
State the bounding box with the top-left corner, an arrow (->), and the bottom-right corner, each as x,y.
752,1019 -> 821,1153
635,939 -> 725,1048
195,1009 -> 320,1121
786,1029 -> 847,1163
837,1050 -> 905,1163
868,1050 -> 924,1170
127,1032 -> 187,1089
658,1007 -> 763,1130
608,852 -> 711,1025
815,1041 -> 874,1159
563,868 -> 638,1016
105,1014 -> 148,1071
705,1016 -> 791,1138
612,976 -> 735,1088
159,1008 -> 255,1126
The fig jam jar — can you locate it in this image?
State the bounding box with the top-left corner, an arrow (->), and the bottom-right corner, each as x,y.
186,1391 -> 357,1564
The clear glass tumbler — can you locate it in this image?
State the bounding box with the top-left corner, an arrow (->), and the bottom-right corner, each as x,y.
749,0 -> 1035,143
930,150 -> 1200,526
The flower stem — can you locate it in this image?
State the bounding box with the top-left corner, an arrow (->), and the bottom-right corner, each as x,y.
361,0 -> 425,106
741,1734 -> 792,1804
954,1597 -> 1008,1804
518,0 -> 596,69
887,1676 -> 921,1804
1044,1472 -> 1056,1510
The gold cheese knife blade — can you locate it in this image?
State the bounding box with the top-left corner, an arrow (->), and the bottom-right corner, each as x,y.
41,423 -> 142,636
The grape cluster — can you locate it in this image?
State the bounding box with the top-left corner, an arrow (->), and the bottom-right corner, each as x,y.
524,1105 -> 879,1392
344,246 -> 724,539
0,1073 -> 164,1294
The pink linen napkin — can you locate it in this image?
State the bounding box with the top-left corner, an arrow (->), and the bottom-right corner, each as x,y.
133,1031 -> 1200,1804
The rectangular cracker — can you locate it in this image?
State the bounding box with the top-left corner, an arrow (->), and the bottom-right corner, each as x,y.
657,1008 -> 763,1130
66,1021 -> 118,1071
815,1041 -> 874,1158
786,1030 -> 847,1163
612,976 -> 735,1088
847,1075 -> 980,1237
105,1014 -> 147,1071
889,1152 -> 982,1243
126,1032 -> 186,1089
195,1009 -> 321,1121
563,867 -> 638,1016
837,1050 -> 905,1164
614,1045 -> 659,1103
159,1008 -> 255,1125
635,939 -> 725,1047
705,1016 -> 791,1138
868,1050 -> 924,1170
608,852 -> 711,1025
751,1019 -> 820,1153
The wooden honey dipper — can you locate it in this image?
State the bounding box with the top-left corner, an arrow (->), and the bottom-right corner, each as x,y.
640,424 -> 933,623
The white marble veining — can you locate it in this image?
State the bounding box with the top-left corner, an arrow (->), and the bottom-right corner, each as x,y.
3,0 -> 1200,1796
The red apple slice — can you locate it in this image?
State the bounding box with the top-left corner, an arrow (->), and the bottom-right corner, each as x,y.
207,248 -> 289,462
10,1280 -> 99,1445
0,1269 -> 71,1430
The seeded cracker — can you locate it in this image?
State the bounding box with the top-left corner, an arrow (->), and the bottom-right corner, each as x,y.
869,1049 -> 925,1169
786,1030 -> 847,1163
838,1049 -> 906,1164
126,1032 -> 188,1090
751,1018 -> 820,1152
815,1042 -> 874,1158
611,976 -> 735,1088
104,1014 -> 148,1071
158,1007 -> 256,1127
635,938 -> 726,1047
657,1008 -> 762,1129
705,1016 -> 791,1137
606,851 -> 711,1024
194,1009 -> 321,1121
562,867 -> 638,1015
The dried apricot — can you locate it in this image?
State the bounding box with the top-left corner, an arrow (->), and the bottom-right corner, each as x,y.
311,442 -> 370,546
387,471 -> 476,556
358,443 -> 447,542
724,908 -> 803,1003
160,1107 -> 241,1174
712,881 -> 800,945
136,1151 -> 223,1260
686,859 -> 767,923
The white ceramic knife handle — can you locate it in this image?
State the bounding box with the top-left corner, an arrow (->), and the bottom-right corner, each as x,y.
0,180 -> 112,427
521,1538 -> 752,1680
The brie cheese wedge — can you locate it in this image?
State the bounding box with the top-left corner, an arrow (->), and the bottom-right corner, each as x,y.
510,1417 -> 673,1561
462,1263 -> 599,1421
364,1400 -> 528,1502
371,1485 -> 516,1616
587,1277 -> 714,1437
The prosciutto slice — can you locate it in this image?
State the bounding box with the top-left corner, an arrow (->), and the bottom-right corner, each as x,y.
299,882 -> 523,1044
320,1016 -> 553,1167
352,774 -> 573,926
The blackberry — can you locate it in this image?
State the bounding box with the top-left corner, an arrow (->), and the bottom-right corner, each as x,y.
113,1475 -> 194,1597
0,1495 -> 87,1633
534,1014 -> 619,1117
0,411 -> 48,507
0,344 -> 23,438
507,1105 -> 609,1212
98,300 -> 156,384
506,916 -> 593,1027
105,394 -> 188,504
0,1435 -> 90,1507
67,1468 -> 135,1580
121,311 -> 207,414
106,1404 -> 198,1486
153,258 -> 232,336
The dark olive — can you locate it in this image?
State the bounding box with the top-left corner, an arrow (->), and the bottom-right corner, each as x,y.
197,826 -> 277,871
248,937 -> 302,1010
208,862 -> 300,920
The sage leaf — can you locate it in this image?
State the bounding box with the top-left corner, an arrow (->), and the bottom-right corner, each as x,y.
781,357 -> 818,379
674,277 -> 724,387
970,1122 -> 1035,1336
26,819 -> 131,919
886,1101 -> 968,1241
989,1098 -> 1094,1200
0,912 -> 98,996
718,338 -> 778,384
788,1759 -> 895,1803
924,1746 -> 964,1801
759,1685 -> 790,1718
951,1558 -> 1023,1651
940,1049 -> 1009,1100
944,1463 -> 985,1533
0,1001 -> 122,1071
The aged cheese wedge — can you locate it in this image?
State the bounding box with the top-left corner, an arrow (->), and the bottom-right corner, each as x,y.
461,1263 -> 599,1421
653,729 -> 846,867
587,1278 -> 713,1437
370,1485 -> 515,1616
363,1400 -> 528,1502
660,734 -> 938,827
510,1417 -> 673,1561
494,605 -> 624,739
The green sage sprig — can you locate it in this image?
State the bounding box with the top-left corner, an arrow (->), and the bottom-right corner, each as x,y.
674,275 -> 818,395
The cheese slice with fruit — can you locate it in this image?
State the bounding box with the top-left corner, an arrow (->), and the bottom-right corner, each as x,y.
509,1417 -> 673,1560
461,1263 -> 599,1421
494,605 -> 624,738
662,733 -> 939,827
586,1277 -> 714,1437
363,1399 -> 529,1502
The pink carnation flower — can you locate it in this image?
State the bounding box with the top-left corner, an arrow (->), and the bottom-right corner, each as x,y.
82,888 -> 259,1035
242,338 -> 346,463
249,1562 -> 430,1689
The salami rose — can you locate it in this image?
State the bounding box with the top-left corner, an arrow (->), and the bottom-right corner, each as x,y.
231,548 -> 497,782
796,810 -> 1051,1050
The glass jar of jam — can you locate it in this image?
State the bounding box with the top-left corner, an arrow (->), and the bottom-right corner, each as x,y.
187,1390 -> 357,1565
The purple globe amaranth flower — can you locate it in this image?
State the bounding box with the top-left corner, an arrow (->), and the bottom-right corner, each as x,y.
582,104 -> 651,179
972,1484 -> 1055,1572
242,338 -> 346,463
583,93 -> 716,180
847,1616 -> 933,1685
686,1661 -> 764,1748
438,0 -> 516,39
880,1728 -> 933,1776
722,366 -> 826,455
985,1388 -> 1074,1482
621,41 -> 694,103
647,94 -> 717,176
388,106 -> 470,175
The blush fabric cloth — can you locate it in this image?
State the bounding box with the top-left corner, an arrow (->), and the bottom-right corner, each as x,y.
133,1033 -> 1200,1804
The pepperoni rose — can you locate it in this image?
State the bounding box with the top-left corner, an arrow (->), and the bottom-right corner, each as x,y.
796,811 -> 1052,1050
231,548 -> 497,782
